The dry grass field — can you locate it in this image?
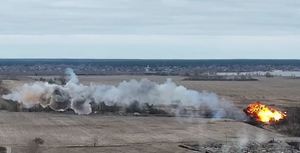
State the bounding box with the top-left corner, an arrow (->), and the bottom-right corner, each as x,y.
76,75 -> 300,108
0,112 -> 288,153
0,75 -> 299,152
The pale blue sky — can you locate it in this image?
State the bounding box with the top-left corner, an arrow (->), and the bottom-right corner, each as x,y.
0,0 -> 300,59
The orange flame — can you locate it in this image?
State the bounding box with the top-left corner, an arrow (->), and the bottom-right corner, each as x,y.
244,102 -> 287,124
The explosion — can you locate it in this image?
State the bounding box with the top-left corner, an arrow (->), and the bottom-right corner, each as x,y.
244,102 -> 287,124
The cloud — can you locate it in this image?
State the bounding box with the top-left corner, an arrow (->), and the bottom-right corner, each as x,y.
0,0 -> 299,35
0,0 -> 299,59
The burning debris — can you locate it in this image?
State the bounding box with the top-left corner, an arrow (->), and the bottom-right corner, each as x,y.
2,68 -> 244,119
244,102 -> 287,124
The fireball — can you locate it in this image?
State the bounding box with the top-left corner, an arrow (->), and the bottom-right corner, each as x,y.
244,102 -> 287,124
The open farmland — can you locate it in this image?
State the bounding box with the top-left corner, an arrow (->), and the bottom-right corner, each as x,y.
77,75 -> 300,108
0,112 -> 293,153
0,75 -> 300,152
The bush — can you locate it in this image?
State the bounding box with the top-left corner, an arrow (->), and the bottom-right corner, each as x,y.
27,137 -> 45,153
265,72 -> 274,78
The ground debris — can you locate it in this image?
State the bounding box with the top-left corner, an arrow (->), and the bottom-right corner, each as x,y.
179,140 -> 300,153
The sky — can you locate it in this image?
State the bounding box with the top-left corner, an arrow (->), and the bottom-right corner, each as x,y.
0,0 -> 300,59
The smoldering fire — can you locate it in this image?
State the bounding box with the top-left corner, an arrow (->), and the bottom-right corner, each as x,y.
2,68 -> 244,119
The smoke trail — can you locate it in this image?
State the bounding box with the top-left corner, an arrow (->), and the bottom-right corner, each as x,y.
2,69 -> 245,118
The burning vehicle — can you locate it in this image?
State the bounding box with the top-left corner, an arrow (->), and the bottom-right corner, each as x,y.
244,101 -> 287,125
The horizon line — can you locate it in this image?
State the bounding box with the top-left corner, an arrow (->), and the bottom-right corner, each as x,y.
0,58 -> 299,60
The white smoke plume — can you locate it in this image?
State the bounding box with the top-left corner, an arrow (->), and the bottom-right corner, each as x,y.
2,69 -> 245,118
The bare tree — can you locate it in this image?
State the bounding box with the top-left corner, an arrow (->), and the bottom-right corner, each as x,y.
92,136 -> 98,147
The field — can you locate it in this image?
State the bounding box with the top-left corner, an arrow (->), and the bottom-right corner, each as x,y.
0,75 -> 300,152
0,112 -> 288,153
78,75 -> 300,108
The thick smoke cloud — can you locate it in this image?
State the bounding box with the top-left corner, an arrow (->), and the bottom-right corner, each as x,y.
2,69 -> 244,118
